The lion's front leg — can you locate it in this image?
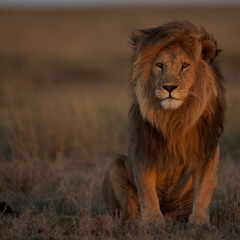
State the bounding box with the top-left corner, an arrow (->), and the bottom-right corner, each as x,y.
189,145 -> 219,225
133,166 -> 165,226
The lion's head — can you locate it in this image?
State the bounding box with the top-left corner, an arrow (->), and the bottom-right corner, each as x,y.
130,21 -> 224,135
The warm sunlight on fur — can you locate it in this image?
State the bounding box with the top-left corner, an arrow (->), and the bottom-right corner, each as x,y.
153,43 -> 196,110
103,20 -> 226,227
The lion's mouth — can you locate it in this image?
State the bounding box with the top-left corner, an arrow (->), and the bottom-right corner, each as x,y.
162,96 -> 180,101
160,97 -> 183,110
155,89 -> 184,109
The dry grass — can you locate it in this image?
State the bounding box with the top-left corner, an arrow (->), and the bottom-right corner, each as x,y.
0,5 -> 239,239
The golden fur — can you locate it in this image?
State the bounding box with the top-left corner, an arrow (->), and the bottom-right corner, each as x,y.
103,21 -> 225,226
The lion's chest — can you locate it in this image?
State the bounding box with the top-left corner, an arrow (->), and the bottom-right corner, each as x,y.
156,166 -> 193,203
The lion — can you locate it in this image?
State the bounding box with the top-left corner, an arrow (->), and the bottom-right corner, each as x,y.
103,21 -> 225,227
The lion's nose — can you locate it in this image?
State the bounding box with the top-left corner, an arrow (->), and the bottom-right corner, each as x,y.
162,85 -> 178,93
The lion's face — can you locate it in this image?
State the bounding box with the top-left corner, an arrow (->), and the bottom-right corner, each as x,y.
152,43 -> 196,110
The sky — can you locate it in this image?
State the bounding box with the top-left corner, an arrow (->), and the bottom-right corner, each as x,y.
0,0 -> 239,7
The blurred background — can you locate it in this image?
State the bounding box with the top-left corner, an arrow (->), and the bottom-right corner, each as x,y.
0,0 -> 239,229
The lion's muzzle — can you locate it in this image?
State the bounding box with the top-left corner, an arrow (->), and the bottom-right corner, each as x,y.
155,86 -> 183,110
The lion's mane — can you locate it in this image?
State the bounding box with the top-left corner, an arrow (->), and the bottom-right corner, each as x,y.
128,21 -> 225,169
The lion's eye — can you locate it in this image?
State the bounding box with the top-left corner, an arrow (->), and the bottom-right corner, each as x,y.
181,63 -> 189,70
156,62 -> 164,69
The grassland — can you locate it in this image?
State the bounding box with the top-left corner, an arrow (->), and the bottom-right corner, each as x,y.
0,5 -> 239,239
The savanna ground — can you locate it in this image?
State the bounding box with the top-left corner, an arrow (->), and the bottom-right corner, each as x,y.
0,5 -> 239,239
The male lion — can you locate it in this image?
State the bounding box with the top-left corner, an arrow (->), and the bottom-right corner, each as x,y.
103,21 -> 225,226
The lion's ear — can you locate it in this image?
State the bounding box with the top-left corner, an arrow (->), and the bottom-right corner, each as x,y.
201,39 -> 221,63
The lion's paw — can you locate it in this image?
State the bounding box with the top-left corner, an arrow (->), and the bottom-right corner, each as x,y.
187,223 -> 217,239
143,212 -> 166,229
189,213 -> 210,226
